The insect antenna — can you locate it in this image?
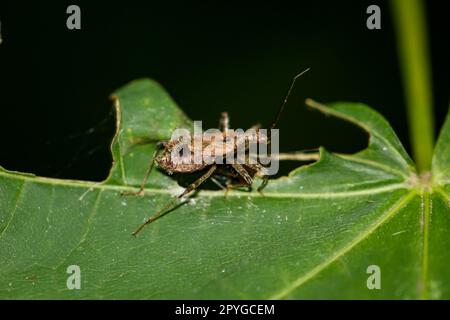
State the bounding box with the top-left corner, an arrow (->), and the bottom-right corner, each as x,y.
257,68 -> 310,193
269,68 -> 310,131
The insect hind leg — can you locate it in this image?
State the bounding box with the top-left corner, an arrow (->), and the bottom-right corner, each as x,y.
132,165 -> 218,236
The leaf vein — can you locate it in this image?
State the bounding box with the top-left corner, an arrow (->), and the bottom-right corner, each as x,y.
268,190 -> 417,299
53,189 -> 103,270
337,153 -> 410,179
418,192 -> 431,299
0,181 -> 26,241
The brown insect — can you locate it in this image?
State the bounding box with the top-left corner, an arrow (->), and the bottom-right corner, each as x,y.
125,68 -> 310,235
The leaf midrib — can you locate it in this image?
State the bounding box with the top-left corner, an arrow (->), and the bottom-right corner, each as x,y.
419,191 -> 431,300
0,169 -> 409,200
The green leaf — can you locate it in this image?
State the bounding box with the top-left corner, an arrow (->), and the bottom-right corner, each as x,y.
0,79 -> 449,299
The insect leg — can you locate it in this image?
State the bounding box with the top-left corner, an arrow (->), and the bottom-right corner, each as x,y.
219,112 -> 229,134
231,164 -> 253,185
224,182 -> 251,198
273,150 -> 320,161
257,176 -> 269,195
121,141 -> 166,196
132,165 -> 217,236
210,177 -> 227,191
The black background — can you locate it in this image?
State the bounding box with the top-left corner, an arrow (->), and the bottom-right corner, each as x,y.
0,299 -> 444,318
0,1 -> 448,181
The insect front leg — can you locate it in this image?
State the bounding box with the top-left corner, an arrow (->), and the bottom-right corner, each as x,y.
121,141 -> 166,196
222,164 -> 252,197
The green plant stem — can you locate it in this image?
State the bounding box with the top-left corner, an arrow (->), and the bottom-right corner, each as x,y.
391,0 -> 434,172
